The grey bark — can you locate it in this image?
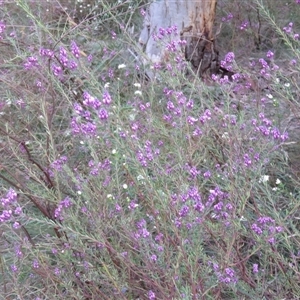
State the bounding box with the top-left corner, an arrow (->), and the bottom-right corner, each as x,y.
139,0 -> 219,77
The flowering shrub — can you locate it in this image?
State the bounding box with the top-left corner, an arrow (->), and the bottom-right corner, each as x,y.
0,0 -> 299,299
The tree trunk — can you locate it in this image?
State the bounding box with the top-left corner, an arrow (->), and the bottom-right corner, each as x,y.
139,0 -> 219,78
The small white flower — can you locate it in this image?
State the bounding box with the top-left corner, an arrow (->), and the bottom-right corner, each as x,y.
118,64 -> 126,69
222,132 -> 229,139
276,178 -> 281,185
272,187 -> 278,191
137,175 -> 145,181
266,94 -> 273,99
77,191 -> 82,195
133,83 -> 141,88
112,149 -> 117,155
123,184 -> 128,189
104,82 -> 110,88
129,113 -> 136,121
80,141 -> 84,144
259,175 -> 269,183
107,194 -> 114,199
134,90 -> 142,96
284,83 -> 290,87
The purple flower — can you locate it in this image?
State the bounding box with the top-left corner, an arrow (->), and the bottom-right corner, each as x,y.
87,54 -> 93,62
24,56 -> 39,70
98,108 -> 109,120
257,216 -> 274,224
240,21 -> 248,30
266,50 -> 274,58
225,52 -> 235,63
59,46 -> 68,67
179,205 -> 189,217
253,264 -> 259,273
51,156 -> 68,171
70,41 -> 80,58
203,170 -> 211,178
280,131 -> 288,141
83,91 -> 101,109
214,202 -> 223,211
136,218 -> 147,229
11,265 -> 18,273
187,116 -> 198,125
243,154 -> 252,167
150,254 -> 157,262
13,222 -> 20,229
0,21 -> 6,35
187,165 -> 200,178
39,48 -> 54,58
52,64 -> 63,77
128,201 -> 138,210
1,188 -> 17,206
155,233 -> 164,242
14,207 -> 22,215
259,58 -> 269,69
69,60 -> 78,70
140,8 -> 146,16
251,223 -> 263,235
225,267 -> 235,277
61,196 -> 72,208
0,210 -> 12,222
33,259 -> 39,269
148,290 -> 156,300
111,31 -> 117,40
102,91 -> 112,105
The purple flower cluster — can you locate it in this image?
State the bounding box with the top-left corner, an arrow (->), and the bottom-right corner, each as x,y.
24,56 -> 39,70
251,216 -> 283,244
24,40 -> 81,79
170,187 -> 205,229
207,186 -> 227,207
185,164 -> 200,179
251,114 -> 288,142
50,156 -> 68,174
70,41 -> 80,58
88,158 -> 111,176
152,25 -> 178,41
240,21 -> 249,31
71,91 -> 111,136
0,188 -> 22,223
163,88 -> 208,128
221,13 -> 233,23
221,52 -> 235,71
136,140 -> 160,167
0,21 -> 5,39
148,290 -> 156,300
134,218 -> 150,239
209,261 -> 238,285
283,22 -> 299,40
54,196 -> 73,221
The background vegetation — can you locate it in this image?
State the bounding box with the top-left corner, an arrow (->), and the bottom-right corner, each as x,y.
0,0 -> 299,299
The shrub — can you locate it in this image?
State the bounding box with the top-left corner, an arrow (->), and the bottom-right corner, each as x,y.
0,0 -> 299,299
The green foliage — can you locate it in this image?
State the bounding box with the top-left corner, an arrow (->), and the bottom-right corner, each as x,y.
0,0 -> 300,299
